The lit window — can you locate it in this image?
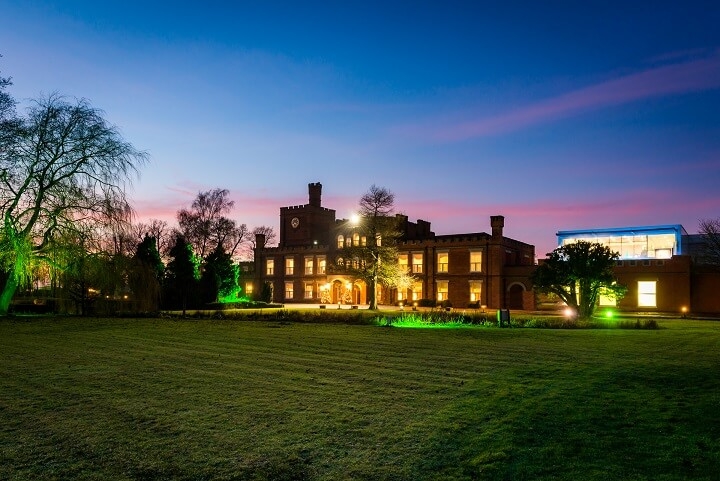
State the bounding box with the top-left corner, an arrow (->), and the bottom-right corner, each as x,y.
266,259 -> 274,276
353,232 -> 360,246
398,254 -> 409,272
285,257 -> 294,275
599,289 -> 616,306
336,257 -> 344,266
437,252 -> 448,273
437,281 -> 448,301
305,257 -> 314,275
285,282 -> 294,299
337,235 -> 344,249
411,282 -> 422,301
469,281 -> 482,302
397,289 -> 407,301
638,281 -> 656,307
412,253 -> 423,274
317,257 -> 326,274
304,282 -> 314,299
361,236 -> 367,246
470,251 -> 482,272
376,234 -> 382,246
245,282 -> 254,295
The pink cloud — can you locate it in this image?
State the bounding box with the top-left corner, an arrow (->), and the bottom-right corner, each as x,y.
398,51 -> 720,142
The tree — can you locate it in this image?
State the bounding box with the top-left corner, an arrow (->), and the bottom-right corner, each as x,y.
532,241 -> 626,320
0,61 -> 18,143
200,244 -> 239,304
0,93 -> 147,315
338,185 -> 405,310
128,234 -> 164,312
698,218 -> 720,265
58,228 -> 129,316
163,234 -> 199,315
133,219 -> 170,260
177,189 -> 248,259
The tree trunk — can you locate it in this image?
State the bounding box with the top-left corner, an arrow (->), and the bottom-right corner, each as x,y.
369,270 -> 378,310
0,272 -> 19,316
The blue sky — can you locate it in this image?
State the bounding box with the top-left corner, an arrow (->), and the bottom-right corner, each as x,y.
2,1 -> 719,256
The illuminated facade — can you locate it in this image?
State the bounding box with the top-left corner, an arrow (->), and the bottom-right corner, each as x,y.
557,225 -> 685,260
254,183 -> 536,309
557,225 -> 720,315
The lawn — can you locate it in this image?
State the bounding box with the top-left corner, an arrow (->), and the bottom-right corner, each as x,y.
1,316 -> 719,480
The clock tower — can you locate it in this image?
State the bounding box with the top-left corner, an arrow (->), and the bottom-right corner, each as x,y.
279,183 -> 336,248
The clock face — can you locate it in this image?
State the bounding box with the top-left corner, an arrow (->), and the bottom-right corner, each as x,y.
291,217 -> 300,229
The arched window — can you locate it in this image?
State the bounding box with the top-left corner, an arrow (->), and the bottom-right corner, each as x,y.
337,235 -> 344,249
353,232 -> 360,246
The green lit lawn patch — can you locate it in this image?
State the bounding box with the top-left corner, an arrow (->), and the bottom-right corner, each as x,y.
380,313 -> 485,328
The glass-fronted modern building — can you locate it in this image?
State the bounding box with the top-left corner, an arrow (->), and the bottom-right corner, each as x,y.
550,224 -> 720,314
556,225 -> 687,260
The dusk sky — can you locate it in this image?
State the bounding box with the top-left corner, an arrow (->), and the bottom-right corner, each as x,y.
2,1 -> 719,257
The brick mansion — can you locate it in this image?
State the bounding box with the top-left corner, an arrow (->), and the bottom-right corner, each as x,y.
247,182 -> 720,315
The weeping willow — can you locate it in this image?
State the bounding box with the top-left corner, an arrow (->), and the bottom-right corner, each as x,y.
0,226 -> 37,287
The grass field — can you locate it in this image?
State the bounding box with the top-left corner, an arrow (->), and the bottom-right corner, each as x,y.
1,316 -> 719,480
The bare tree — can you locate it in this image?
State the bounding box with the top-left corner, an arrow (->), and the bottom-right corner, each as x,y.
0,94 -> 147,315
338,185 -> 403,310
177,189 -> 248,259
252,225 -> 277,248
0,61 -> 16,139
699,218 -> 720,265
133,219 -> 170,259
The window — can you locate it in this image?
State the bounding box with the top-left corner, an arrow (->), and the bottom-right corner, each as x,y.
437,252 -> 448,273
285,257 -> 295,275
470,251 -> 482,272
266,259 -> 274,276
353,232 -> 360,246
285,282 -> 294,299
398,254 -> 409,272
245,282 -> 254,295
598,288 -> 616,306
317,256 -> 326,274
469,281 -> 482,302
304,282 -> 314,299
412,253 -> 423,274
638,281 -> 657,307
361,236 -> 367,246
437,281 -> 448,302
397,289 -> 407,301
337,235 -> 344,249
411,282 -> 422,301
305,257 -> 314,275
375,234 -> 382,246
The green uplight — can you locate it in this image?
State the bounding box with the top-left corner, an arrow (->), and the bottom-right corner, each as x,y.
605,310 -> 614,319
378,314 -> 477,329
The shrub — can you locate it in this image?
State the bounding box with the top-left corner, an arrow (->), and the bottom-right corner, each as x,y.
618,319 -> 660,329
417,299 -> 436,308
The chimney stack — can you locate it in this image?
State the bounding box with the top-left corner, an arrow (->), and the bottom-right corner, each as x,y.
490,215 -> 504,238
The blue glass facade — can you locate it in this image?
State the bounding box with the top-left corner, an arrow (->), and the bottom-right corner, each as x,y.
556,225 -> 687,260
